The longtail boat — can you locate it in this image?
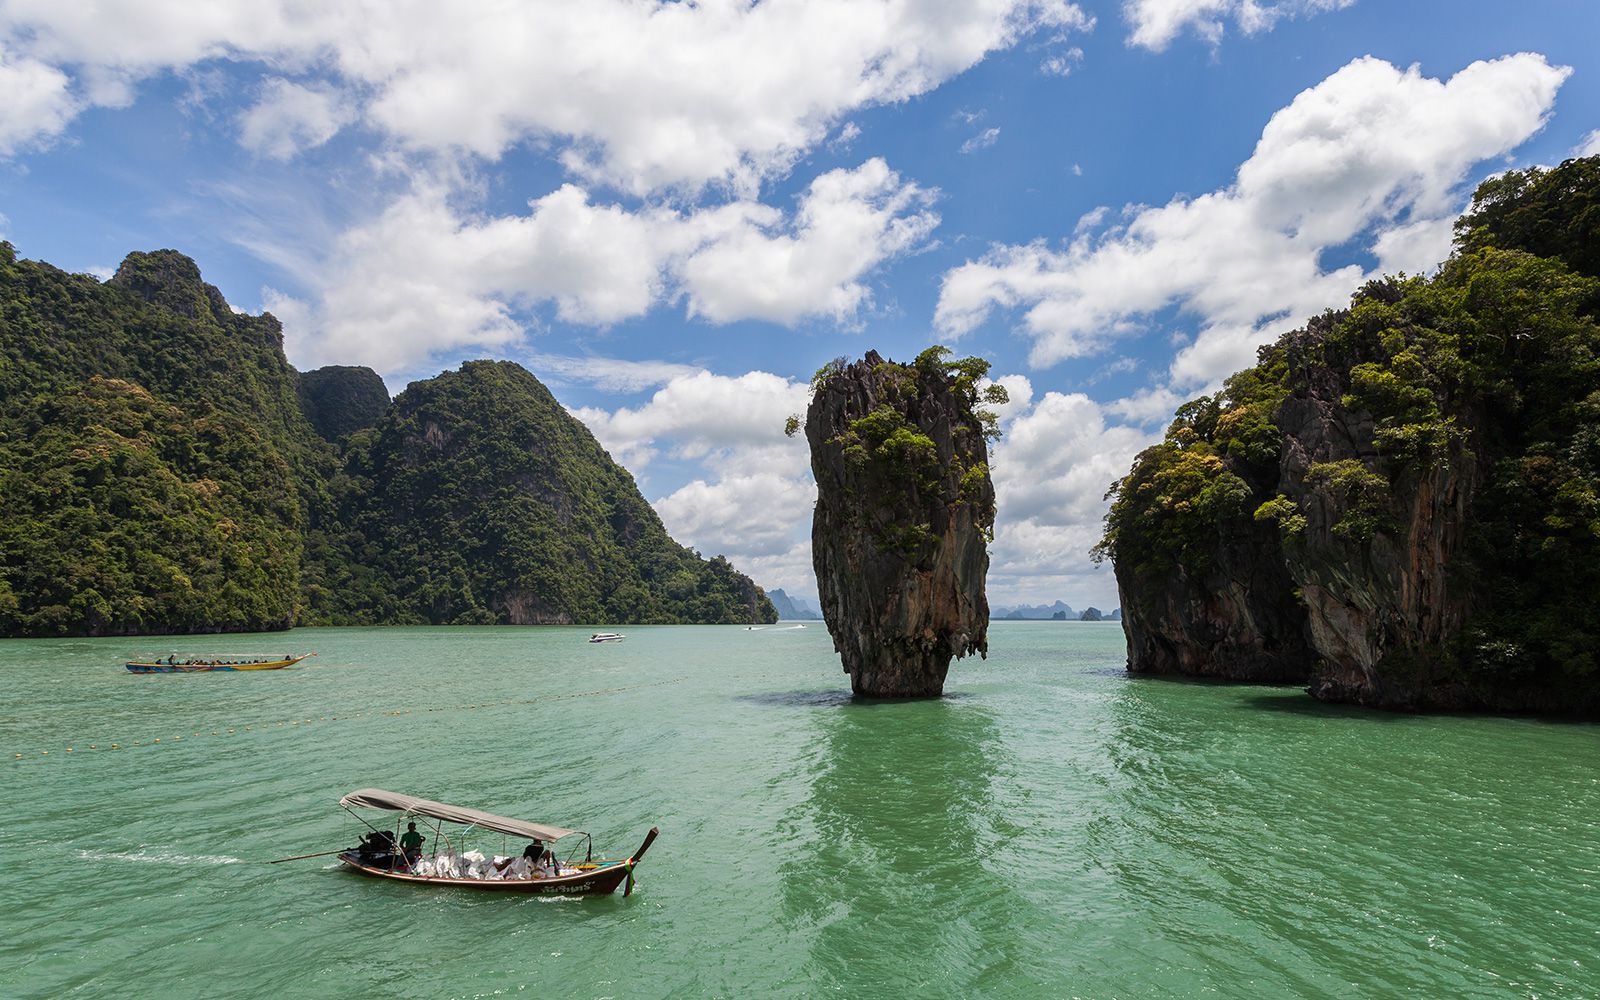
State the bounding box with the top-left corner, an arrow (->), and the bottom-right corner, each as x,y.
333,788 -> 659,896
125,653 -> 315,673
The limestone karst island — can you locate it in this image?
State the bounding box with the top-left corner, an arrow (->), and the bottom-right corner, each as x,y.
5,3 -> 1600,997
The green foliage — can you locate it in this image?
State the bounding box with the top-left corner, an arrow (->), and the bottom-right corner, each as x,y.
0,245 -> 777,634
1094,444 -> 1252,573
1306,460 -> 1392,541
336,360 -> 775,625
832,402 -> 941,552
0,246 -> 325,635
1253,495 -> 1307,538
1105,156 -> 1600,692
297,365 -> 391,441
1454,155 -> 1600,279
811,357 -> 848,392
783,414 -> 801,438
1097,348 -> 1289,576
910,344 -> 1008,439
0,378 -> 300,635
820,349 -> 996,562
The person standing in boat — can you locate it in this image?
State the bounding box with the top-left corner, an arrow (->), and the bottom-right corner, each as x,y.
399,822 -> 426,865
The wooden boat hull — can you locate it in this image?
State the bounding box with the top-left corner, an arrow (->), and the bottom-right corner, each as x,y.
336,852 -> 635,895
126,654 -> 311,673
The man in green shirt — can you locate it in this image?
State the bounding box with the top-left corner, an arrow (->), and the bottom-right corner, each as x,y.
399,822 -> 425,864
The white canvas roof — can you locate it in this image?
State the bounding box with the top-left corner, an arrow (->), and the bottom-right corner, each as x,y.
340,788 -> 576,842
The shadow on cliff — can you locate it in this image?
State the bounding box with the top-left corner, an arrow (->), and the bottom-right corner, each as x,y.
1240,691 -> 1598,727
1125,671 -> 1304,690
734,689 -> 977,709
1237,690 -> 1410,723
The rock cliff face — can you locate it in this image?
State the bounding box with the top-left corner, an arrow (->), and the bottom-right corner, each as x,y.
806,350 -> 996,697
1115,494 -> 1314,683
1270,342 -> 1480,709
1102,157 -> 1600,716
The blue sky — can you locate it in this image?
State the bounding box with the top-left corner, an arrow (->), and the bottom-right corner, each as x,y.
2,0 -> 1597,608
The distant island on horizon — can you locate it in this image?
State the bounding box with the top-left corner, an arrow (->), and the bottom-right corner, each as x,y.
765,588 -> 821,620
990,600 -> 1121,621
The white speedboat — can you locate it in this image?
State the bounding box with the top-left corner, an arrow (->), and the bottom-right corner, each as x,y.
588,633 -> 625,643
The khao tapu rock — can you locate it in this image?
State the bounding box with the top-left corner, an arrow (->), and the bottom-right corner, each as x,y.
1099,156 -> 1600,716
804,348 -> 1004,697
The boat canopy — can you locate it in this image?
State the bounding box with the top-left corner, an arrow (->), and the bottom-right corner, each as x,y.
339,788 -> 576,842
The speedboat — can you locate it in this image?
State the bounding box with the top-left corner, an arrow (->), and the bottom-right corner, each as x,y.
588,633 -> 625,643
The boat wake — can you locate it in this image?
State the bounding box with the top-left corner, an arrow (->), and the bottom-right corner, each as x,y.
77,849 -> 244,866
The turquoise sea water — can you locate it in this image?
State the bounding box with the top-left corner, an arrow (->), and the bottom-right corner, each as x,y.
3,622 -> 1597,999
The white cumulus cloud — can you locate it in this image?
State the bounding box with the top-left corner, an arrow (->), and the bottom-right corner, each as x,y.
677,158 -> 939,325
935,53 -> 1569,397
238,78 -> 356,159
986,390 -> 1156,605
571,368 -> 817,597
0,45 -> 77,155
273,159 -> 936,374
0,0 -> 1092,194
575,369 -> 810,470
1124,0 -> 1355,51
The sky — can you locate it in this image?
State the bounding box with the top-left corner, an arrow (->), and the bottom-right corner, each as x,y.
2,0 -> 1597,610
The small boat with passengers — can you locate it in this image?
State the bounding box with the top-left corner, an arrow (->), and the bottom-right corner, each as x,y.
588,632 -> 625,643
334,788 -> 658,896
125,652 -> 315,673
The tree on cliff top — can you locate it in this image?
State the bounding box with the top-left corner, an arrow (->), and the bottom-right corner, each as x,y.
1454,156 -> 1600,279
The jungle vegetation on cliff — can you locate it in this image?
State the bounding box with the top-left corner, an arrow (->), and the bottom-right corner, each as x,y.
0,244 -> 774,635
1098,155 -> 1600,714
808,347 -> 1006,556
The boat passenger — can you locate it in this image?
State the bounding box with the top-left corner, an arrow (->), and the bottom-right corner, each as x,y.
494,839 -> 549,878
358,830 -> 397,866
400,822 -> 426,863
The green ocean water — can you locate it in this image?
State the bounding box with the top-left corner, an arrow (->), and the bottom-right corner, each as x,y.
2,622 -> 1597,999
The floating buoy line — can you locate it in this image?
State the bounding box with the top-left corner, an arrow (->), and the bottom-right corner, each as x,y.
11,677 -> 688,763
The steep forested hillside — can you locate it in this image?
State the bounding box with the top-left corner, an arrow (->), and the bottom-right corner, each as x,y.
0,244 -> 773,635
326,360 -> 775,625
0,247 -> 323,635
1098,156 -> 1600,715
